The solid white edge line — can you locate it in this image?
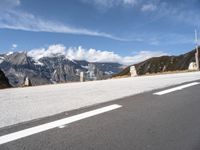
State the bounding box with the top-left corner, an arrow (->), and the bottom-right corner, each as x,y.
0,104 -> 122,145
153,82 -> 200,95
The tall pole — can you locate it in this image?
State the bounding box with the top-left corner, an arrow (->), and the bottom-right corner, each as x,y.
195,29 -> 200,71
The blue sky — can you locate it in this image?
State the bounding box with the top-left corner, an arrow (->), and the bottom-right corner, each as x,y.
0,0 -> 200,64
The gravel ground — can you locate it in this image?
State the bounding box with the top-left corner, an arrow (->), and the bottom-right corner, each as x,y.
0,71 -> 200,128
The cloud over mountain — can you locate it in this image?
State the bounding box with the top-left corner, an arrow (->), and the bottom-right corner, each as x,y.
28,44 -> 167,65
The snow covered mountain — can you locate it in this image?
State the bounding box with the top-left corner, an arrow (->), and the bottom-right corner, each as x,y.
0,52 -> 123,87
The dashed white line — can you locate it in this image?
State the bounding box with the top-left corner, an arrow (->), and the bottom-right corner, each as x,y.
0,104 -> 122,145
153,82 -> 200,95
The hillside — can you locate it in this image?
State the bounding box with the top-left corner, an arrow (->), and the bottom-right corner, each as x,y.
113,48 -> 200,77
0,69 -> 11,89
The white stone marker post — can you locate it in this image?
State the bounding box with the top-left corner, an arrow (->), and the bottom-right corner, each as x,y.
80,72 -> 85,82
24,76 -> 32,86
130,66 -> 138,77
188,62 -> 197,71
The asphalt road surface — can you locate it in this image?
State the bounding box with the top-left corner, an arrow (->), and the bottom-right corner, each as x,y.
0,81 -> 200,150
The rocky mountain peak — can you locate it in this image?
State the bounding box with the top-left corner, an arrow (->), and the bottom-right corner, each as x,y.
5,52 -> 31,65
0,51 -> 123,87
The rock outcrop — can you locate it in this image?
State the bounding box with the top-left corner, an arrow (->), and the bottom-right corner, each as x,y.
0,69 -> 11,89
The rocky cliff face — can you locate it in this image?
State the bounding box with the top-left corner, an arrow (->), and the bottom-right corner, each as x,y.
0,52 -> 123,87
113,48 -> 200,77
0,69 -> 11,89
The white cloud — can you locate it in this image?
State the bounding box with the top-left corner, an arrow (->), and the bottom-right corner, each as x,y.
28,44 -> 167,65
0,10 -> 129,41
82,0 -> 138,8
66,46 -> 121,63
28,44 -> 66,60
0,0 -> 132,41
11,43 -> 18,49
149,38 -> 160,45
121,51 -> 166,64
0,0 -> 20,10
123,0 -> 137,5
141,4 -> 157,12
152,2 -> 200,26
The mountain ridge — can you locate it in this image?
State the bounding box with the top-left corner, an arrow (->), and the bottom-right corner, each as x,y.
113,48 -> 200,77
0,52 -> 123,87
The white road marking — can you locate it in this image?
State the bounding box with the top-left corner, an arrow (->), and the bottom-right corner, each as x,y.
153,82 -> 200,95
0,104 -> 122,145
58,125 -> 66,128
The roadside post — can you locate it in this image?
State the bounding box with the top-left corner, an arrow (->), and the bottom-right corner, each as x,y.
80,72 -> 85,82
130,66 -> 138,77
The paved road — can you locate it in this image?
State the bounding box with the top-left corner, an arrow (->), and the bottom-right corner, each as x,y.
1,71 -> 200,128
0,80 -> 200,150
